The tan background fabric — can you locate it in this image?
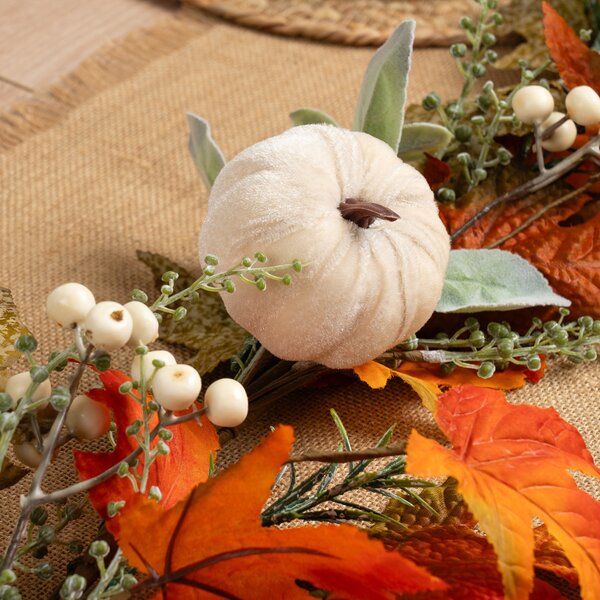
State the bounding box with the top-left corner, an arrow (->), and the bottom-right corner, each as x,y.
0,9 -> 598,598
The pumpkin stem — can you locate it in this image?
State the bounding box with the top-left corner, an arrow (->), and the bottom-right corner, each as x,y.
338,199 -> 401,229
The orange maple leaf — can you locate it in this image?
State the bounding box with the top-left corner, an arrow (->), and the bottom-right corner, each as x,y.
73,369 -> 219,533
354,361 -> 528,412
391,525 -> 567,599
405,385 -> 600,600
116,426 -> 446,599
542,2 -> 600,92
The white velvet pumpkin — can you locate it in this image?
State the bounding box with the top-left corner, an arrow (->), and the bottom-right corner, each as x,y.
199,125 -> 450,369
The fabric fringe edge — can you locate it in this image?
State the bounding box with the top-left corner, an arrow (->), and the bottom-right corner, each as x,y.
0,13 -> 206,153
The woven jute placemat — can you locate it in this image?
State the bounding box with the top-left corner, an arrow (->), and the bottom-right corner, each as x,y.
0,7 -> 596,598
185,0 -> 491,47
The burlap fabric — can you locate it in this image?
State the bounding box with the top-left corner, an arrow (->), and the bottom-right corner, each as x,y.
0,9 -> 598,598
185,0 -> 494,47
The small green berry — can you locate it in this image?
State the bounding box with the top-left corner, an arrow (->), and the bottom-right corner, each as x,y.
117,462 -> 129,477
445,102 -> 463,119
131,289 -> 148,303
578,316 -> 594,330
203,264 -> 216,276
121,574 -> 137,589
282,274 -> 292,286
457,152 -> 472,166
469,331 -> 486,348
30,366 -> 49,384
37,525 -> 56,545
0,570 -> 16,585
584,348 -> 597,361
437,188 -> 456,203
464,317 -> 480,331
126,420 -> 142,436
255,251 -> 267,263
422,92 -> 441,111
173,306 -> 187,321
459,16 -> 475,31
471,115 -> 486,125
0,394 -> 12,412
497,339 -> 514,358
491,12 -> 504,25
593,320 -> 600,334
15,335 -> 37,354
157,441 -> 170,456
472,63 -> 487,78
149,486 -> 162,502
527,355 -> 542,371
93,351 -> 111,372
33,563 -> 53,581
63,504 -> 82,521
255,278 -> 267,291
161,271 -> 179,283
450,43 -> 467,58
497,148 -> 512,165
107,501 -> 125,518
30,507 -> 48,526
478,362 -> 496,379
89,540 -> 110,559
119,382 -> 133,394
558,307 -> 570,317
473,168 -> 488,183
482,32 -> 496,46
241,257 -> 252,267
455,126 -> 473,143
553,329 -> 569,346
440,362 -> 457,375
160,284 -> 173,296
204,254 -> 219,266
292,259 -> 302,273
224,279 -> 236,293
60,574 -> 86,599
158,428 -> 174,441
485,49 -> 498,63
476,95 -> 492,111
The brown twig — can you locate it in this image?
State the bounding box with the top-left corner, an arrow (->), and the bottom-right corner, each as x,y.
485,172 -> 600,249
287,443 -> 407,464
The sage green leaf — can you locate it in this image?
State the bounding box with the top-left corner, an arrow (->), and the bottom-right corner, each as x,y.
137,251 -> 247,376
436,249 -> 570,313
289,108 -> 340,127
0,287 -> 31,383
353,20 -> 415,153
186,113 -> 226,191
397,123 -> 453,161
0,458 -> 28,490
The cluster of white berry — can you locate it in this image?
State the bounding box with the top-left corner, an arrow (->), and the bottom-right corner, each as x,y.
5,282 -> 248,467
512,84 -> 600,151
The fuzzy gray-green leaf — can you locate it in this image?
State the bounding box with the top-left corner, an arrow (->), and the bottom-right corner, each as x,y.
137,251 -> 247,375
397,123 -> 453,161
186,113 -> 226,191
353,20 -> 415,153
436,249 -> 571,313
289,108 -> 339,127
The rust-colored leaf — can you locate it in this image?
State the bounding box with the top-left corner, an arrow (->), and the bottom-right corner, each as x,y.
423,153 -> 451,191
406,385 -> 600,600
543,2 -> 600,92
117,426 -> 446,600
391,525 -> 567,599
73,369 -> 219,532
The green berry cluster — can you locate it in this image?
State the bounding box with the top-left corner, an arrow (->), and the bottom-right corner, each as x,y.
393,309 -> 599,376
421,0 -> 550,199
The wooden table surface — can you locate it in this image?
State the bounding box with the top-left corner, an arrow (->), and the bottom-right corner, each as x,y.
0,0 -> 176,109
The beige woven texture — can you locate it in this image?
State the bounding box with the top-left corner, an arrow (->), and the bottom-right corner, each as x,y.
187,0 -> 507,47
0,9 -> 598,598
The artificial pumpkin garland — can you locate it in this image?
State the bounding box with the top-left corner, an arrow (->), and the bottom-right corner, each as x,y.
199,125 -> 450,368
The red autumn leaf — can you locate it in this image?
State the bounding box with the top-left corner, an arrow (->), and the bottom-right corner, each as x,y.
73,369 -> 219,532
543,2 -> 600,92
392,525 -> 566,599
116,426 -> 446,600
406,385 -> 600,600
423,153 -> 451,191
441,188 -> 600,317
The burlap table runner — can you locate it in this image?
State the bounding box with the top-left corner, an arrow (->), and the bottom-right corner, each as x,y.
0,9 -> 598,598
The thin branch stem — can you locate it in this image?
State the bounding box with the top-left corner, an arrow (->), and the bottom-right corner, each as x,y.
485,172 -> 600,248
450,133 -> 600,243
287,443 -> 407,464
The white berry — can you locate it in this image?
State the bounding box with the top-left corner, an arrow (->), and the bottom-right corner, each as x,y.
151,364 -> 201,411
204,378 -> 248,428
124,301 -> 159,347
540,112 -> 578,152
131,350 -> 176,384
565,85 -> 600,126
66,394 -> 111,440
5,371 -> 51,409
46,283 -> 96,328
83,301 -> 133,351
13,441 -> 43,469
511,85 -> 554,124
